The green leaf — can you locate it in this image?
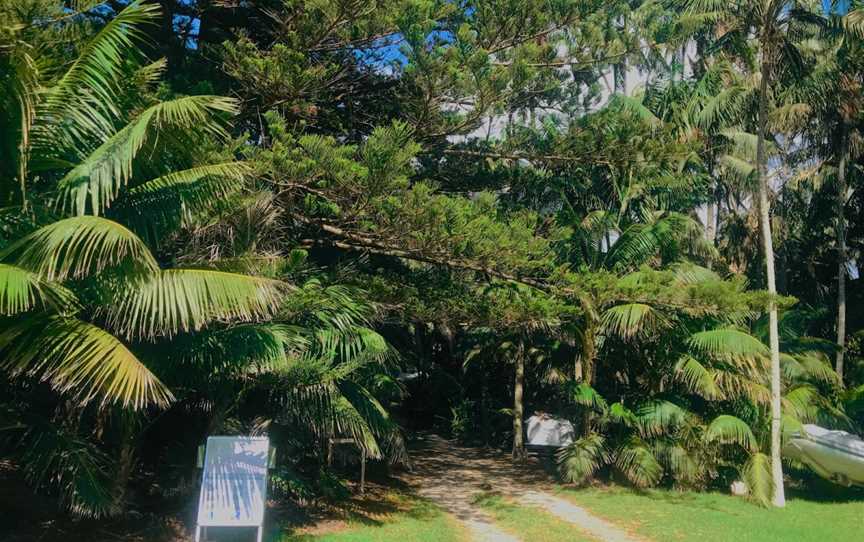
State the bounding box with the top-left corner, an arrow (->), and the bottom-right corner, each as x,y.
556,434 -> 608,484
1,216 -> 158,280
704,415 -> 757,452
59,96 -> 239,215
742,452 -> 774,507
688,328 -> 769,358
0,264 -> 77,315
614,437 -> 663,488
105,269 -> 292,339
0,315 -> 172,409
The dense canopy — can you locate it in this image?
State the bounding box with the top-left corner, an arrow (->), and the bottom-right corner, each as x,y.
0,0 -> 863,532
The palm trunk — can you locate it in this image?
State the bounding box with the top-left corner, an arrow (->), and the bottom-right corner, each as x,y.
756,54 -> 785,508
836,125 -> 848,382
512,339 -> 526,463
706,200 -> 717,245
581,321 -> 597,437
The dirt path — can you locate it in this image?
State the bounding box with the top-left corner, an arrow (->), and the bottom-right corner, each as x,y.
397,434 -> 641,542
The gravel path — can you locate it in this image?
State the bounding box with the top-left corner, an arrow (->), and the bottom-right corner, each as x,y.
397,434 -> 641,542
520,491 -> 640,542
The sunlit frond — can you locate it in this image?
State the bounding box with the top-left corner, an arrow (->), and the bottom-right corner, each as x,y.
675,355 -> 723,399
0,315 -> 172,409
59,96 -> 239,215
0,264 -> 76,315
35,1 -> 160,147
601,303 -> 670,340
0,216 -> 158,280
570,382 -> 609,412
105,269 -> 292,339
704,415 -> 757,451
688,328 -> 769,359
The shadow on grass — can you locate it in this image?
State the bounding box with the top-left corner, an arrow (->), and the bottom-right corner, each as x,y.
785,476 -> 864,504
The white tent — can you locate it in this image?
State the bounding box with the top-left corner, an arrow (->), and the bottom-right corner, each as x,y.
526,415 -> 575,447
195,436 -> 270,542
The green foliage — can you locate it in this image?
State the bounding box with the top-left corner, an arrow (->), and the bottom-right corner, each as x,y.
2,0 -> 863,527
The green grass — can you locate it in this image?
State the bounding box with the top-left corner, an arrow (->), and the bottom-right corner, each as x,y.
475,492 -> 597,542
279,492 -> 466,542
558,485 -> 864,542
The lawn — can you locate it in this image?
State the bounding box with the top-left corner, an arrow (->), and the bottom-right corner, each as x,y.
279,491 -> 467,542
474,492 -> 597,542
558,485 -> 864,542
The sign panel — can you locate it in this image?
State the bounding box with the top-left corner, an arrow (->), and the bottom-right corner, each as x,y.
197,436 -> 269,527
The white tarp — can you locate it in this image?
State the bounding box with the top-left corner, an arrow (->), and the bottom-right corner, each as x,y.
526,415 -> 575,447
196,436 -> 269,537
784,424 -> 864,486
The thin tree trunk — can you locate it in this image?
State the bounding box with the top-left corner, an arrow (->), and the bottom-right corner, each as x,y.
581,321 -> 596,436
756,54 -> 786,508
481,375 -> 490,447
836,125 -> 848,382
706,200 -> 717,245
512,339 -> 526,463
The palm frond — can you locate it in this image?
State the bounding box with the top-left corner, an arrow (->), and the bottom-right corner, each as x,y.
148,324 -> 308,386
0,216 -> 158,280
688,328 -> 769,359
0,315 -> 172,409
614,437 -> 663,487
35,1 -> 160,147
636,400 -> 691,437
105,269 -> 292,339
556,433 -> 608,484
654,441 -> 702,486
608,93 -> 662,128
742,452 -> 773,507
570,382 -> 609,412
704,415 -> 757,451
0,263 -> 77,315
675,355 -> 723,399
1,409 -> 117,518
338,379 -> 407,464
59,96 -> 239,216
718,154 -> 756,185
601,303 -> 670,340
785,352 -> 841,387
116,161 -> 250,239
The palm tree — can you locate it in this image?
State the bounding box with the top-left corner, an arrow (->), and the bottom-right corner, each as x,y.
559,265 -> 843,504
679,0 -> 834,507
0,2 -> 404,515
775,4 -> 864,381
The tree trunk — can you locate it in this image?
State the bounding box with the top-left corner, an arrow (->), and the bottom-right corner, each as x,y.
706,200 -> 717,245
481,375 -> 490,447
836,125 -> 848,382
512,339 -> 526,463
580,318 -> 597,437
756,54 -> 785,508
